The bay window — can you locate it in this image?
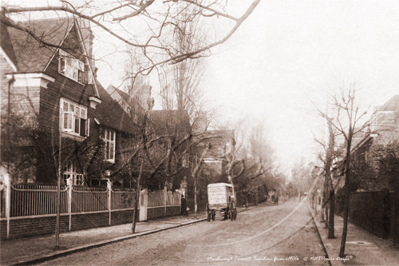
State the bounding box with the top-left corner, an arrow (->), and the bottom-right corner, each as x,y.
60,98 -> 89,137
103,129 -> 116,163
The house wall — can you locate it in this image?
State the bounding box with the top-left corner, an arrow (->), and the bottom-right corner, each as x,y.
33,29 -> 101,183
352,137 -> 374,166
0,53 -> 15,162
1,54 -> 41,126
0,54 -> 15,109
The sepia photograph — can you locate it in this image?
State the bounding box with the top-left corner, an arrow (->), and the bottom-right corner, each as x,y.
1,0 -> 399,265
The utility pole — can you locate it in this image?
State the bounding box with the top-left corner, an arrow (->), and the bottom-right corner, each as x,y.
7,76 -> 15,173
55,108 -> 62,248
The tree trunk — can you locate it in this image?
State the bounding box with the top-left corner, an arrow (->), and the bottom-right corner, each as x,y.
322,175 -> 329,223
339,186 -> 350,257
194,174 -> 197,219
328,190 -> 335,238
255,187 -> 258,205
298,188 -> 301,202
132,160 -> 144,233
325,116 -> 335,236
393,189 -> 399,247
339,136 -> 352,257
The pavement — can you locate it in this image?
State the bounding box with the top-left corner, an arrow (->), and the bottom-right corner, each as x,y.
1,201 -> 398,266
309,202 -> 399,266
0,204 -> 261,266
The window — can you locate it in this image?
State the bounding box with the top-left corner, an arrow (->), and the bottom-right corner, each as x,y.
63,161 -> 85,186
182,154 -> 189,168
103,129 -> 116,162
60,98 -> 89,137
59,50 -> 85,83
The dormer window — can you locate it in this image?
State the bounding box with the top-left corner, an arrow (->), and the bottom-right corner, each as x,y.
59,50 -> 85,83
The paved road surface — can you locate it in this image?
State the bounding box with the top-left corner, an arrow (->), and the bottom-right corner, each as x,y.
38,201 -> 329,265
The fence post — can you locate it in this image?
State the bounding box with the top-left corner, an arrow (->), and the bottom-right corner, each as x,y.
164,186 -> 167,216
139,189 -> 148,221
5,174 -> 11,239
67,178 -> 73,231
107,180 -> 112,225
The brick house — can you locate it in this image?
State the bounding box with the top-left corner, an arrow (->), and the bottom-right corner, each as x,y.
108,82 -> 193,190
333,95 -> 399,191
0,17 -> 139,187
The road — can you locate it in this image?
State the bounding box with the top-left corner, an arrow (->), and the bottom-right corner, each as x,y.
38,201 -> 330,265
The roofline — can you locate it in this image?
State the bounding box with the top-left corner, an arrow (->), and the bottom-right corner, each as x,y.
6,72 -> 55,88
40,17 -> 100,98
0,46 -> 17,72
334,133 -> 378,167
74,17 -> 100,98
350,134 -> 375,154
42,18 -> 75,72
207,183 -> 233,188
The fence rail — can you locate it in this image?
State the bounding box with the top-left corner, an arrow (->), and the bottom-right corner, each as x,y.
12,188 -> 68,217
0,187 -> 5,218
2,183 -> 181,218
111,190 -> 136,210
148,190 -> 164,207
72,190 -> 108,213
1,175 -> 182,239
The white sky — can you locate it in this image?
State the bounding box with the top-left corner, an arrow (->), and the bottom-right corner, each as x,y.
199,0 -> 399,169
3,0 -> 399,171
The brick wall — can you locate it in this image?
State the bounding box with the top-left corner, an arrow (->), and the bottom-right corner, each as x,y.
111,210 -> 139,226
147,206 -> 180,220
336,191 -> 397,242
1,208 -> 167,240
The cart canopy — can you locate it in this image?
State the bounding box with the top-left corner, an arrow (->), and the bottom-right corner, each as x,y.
207,183 -> 234,207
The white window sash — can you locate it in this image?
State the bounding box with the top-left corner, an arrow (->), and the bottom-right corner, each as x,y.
63,112 -> 73,131
86,119 -> 90,137
103,130 -> 116,162
60,99 -> 87,136
59,50 -> 85,82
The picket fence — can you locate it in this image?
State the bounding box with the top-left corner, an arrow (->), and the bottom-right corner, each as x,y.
0,175 -> 181,239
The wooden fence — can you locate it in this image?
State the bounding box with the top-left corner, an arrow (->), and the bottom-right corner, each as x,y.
335,190 -> 398,247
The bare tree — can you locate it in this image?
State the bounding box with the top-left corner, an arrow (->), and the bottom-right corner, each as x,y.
324,83 -> 370,257
238,120 -> 278,205
313,113 -> 339,239
1,0 -> 260,78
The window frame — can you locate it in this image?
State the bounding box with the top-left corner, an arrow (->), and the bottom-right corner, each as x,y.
63,161 -> 85,186
103,128 -> 116,163
58,49 -> 85,84
60,98 -> 89,138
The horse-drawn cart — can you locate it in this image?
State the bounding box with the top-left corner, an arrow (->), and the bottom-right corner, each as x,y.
206,183 -> 237,221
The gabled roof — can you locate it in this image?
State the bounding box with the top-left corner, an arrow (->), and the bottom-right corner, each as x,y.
150,110 -> 191,136
95,81 -> 139,135
108,84 -> 146,113
0,21 -> 17,71
380,95 -> 399,112
5,17 -> 75,73
3,17 -> 99,98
